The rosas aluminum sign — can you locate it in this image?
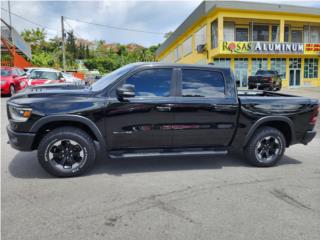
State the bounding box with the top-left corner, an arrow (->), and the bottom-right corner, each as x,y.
221,41 -> 305,54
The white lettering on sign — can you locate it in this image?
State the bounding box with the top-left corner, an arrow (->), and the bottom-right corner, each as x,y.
253,42 -> 304,53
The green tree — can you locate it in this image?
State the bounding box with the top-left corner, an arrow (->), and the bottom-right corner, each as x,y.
21,28 -> 46,49
85,45 -> 90,58
20,27 -> 160,72
66,31 -> 77,59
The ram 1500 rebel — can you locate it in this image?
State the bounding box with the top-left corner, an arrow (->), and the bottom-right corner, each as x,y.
6,63 -> 319,177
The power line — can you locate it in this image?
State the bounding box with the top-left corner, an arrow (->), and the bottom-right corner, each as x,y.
1,7 -> 58,33
1,7 -> 166,36
65,17 -> 166,35
64,20 -> 82,39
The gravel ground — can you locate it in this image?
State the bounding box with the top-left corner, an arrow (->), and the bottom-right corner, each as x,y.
1,88 -> 320,240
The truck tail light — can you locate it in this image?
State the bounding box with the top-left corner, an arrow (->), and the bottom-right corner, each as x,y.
310,105 -> 320,125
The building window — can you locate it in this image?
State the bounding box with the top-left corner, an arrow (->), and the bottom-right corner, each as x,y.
253,25 -> 269,41
174,45 -> 183,62
234,58 -> 248,88
304,58 -> 318,79
272,25 -> 279,42
252,58 -> 268,75
211,20 -> 218,48
196,59 -> 208,65
174,48 -> 179,62
305,26 -> 320,43
224,22 -> 235,41
289,58 -> 301,69
183,37 -> 192,56
236,28 -> 248,41
285,26 -> 290,42
310,26 -> 320,43
195,25 -> 207,49
271,58 -> 286,79
167,51 -> 173,63
213,58 -> 231,68
291,30 -> 303,42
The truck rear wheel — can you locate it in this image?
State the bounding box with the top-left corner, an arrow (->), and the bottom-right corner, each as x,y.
38,127 -> 96,177
244,127 -> 286,167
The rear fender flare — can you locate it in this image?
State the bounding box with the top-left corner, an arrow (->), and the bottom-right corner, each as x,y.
243,116 -> 296,147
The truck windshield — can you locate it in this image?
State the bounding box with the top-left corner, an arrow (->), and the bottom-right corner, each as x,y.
91,63 -> 139,92
256,70 -> 277,75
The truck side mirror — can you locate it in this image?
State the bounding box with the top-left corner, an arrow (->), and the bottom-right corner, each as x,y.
116,84 -> 135,100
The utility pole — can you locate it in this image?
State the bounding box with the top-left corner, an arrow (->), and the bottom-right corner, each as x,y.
61,16 -> 66,72
7,0 -> 13,40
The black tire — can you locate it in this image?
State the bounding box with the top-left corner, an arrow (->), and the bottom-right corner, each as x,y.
38,127 -> 96,177
276,82 -> 282,91
9,84 -> 15,96
244,127 -> 286,167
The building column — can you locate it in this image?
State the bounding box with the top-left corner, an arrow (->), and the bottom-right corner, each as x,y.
248,57 -> 252,76
301,58 -> 305,87
318,58 -> 320,87
285,58 -> 290,88
206,20 -> 211,60
218,15 -> 224,44
279,19 -> 285,42
230,58 -> 235,72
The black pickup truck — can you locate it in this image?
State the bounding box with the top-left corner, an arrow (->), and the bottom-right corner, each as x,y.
6,63 -> 319,177
248,70 -> 282,91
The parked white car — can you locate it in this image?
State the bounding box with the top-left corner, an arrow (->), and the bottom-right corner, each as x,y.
61,72 -> 82,83
24,68 -> 82,84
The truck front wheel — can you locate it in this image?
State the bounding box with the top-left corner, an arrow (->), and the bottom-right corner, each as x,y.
38,127 -> 96,177
244,127 -> 286,167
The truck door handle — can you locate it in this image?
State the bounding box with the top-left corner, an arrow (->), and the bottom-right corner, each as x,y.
156,106 -> 172,112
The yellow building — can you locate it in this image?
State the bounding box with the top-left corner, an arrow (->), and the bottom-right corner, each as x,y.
156,1 -> 320,88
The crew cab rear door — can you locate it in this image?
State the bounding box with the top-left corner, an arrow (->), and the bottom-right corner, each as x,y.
105,67 -> 176,149
172,67 -> 238,147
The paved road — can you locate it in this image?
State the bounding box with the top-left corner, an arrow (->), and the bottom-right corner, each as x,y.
1,90 -> 320,240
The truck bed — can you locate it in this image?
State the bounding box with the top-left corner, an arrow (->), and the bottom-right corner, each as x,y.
235,90 -> 318,147
238,90 -> 298,98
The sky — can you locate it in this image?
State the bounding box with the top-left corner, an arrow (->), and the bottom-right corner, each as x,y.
1,0 -> 320,47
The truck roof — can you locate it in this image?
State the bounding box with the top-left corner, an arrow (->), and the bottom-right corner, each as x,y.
130,62 -> 230,71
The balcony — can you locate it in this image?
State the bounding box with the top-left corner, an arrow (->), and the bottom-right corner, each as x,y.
210,18 -> 320,48
208,18 -> 320,56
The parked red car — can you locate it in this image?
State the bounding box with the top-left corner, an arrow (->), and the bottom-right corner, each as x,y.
1,66 -> 28,96
27,69 -> 66,86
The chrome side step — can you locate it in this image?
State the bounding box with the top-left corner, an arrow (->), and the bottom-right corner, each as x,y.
109,149 -> 228,159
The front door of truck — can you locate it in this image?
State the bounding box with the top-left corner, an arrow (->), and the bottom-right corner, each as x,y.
172,68 -> 238,147
105,67 -> 176,149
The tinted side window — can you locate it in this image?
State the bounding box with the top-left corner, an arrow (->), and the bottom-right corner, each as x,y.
181,69 -> 225,97
126,69 -> 172,97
